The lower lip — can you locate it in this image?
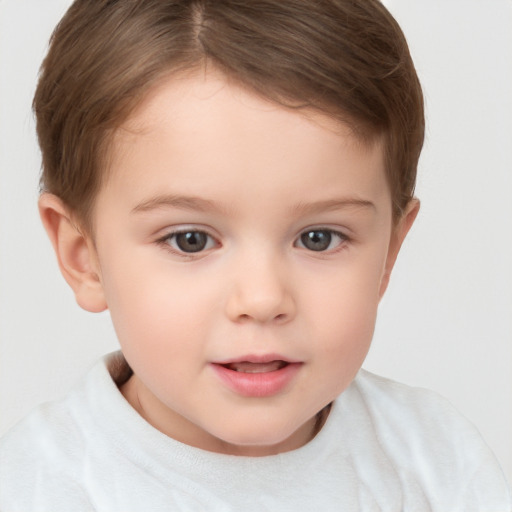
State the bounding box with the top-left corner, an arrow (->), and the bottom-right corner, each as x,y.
211,363 -> 302,398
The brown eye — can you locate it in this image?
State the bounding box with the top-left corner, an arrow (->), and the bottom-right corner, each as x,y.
172,231 -> 210,253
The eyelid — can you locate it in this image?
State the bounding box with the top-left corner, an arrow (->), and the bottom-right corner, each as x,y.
154,223 -> 219,240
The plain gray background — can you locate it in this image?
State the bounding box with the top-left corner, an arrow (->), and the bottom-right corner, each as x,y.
1,0 -> 511,483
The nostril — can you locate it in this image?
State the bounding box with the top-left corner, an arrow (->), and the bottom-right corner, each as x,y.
235,312 -> 287,323
226,289 -> 295,324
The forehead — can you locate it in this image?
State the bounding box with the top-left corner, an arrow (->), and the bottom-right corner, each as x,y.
115,68 -> 376,152
100,70 -> 389,219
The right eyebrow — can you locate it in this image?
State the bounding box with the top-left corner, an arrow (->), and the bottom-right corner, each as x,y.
131,194 -> 222,214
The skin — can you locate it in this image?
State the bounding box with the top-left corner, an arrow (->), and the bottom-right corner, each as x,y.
39,70 -> 418,457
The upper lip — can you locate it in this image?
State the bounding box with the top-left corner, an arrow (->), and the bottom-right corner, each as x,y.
212,354 -> 301,365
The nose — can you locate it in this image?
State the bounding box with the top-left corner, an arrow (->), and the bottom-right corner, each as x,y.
224,250 -> 296,325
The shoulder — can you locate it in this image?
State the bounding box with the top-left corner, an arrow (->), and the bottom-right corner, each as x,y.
0,394 -> 86,466
341,369 -> 512,508
349,369 -> 494,461
352,369 -> 469,428
0,355 -> 124,511
351,369 -> 487,445
0,397 -> 93,510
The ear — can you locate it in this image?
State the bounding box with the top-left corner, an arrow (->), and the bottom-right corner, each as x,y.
38,193 -> 107,313
379,199 -> 420,299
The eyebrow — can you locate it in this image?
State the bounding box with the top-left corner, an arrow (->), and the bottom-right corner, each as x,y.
292,198 -> 376,216
131,194 -> 221,214
131,194 -> 376,216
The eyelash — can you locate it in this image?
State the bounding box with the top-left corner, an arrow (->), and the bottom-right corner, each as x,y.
155,227 -> 349,257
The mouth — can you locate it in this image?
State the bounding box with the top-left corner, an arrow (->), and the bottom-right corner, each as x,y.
219,360 -> 289,374
211,355 -> 302,397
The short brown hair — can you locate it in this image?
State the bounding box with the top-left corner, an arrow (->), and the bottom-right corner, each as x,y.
34,0 -> 424,229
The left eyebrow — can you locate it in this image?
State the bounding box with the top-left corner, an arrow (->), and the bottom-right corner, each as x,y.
292,198 -> 376,216
131,194 -> 222,214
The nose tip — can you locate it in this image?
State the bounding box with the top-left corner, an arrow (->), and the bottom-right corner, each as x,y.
233,302 -> 292,325
224,260 -> 296,324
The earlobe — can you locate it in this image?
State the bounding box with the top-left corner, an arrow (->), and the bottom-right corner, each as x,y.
38,193 -> 107,313
379,199 -> 420,299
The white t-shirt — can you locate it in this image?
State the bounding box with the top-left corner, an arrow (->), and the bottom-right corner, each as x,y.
0,352 -> 510,511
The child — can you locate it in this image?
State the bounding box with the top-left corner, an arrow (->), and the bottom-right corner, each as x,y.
0,0 -> 510,510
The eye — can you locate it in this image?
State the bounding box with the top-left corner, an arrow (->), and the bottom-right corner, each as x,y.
297,229 -> 346,252
163,230 -> 216,254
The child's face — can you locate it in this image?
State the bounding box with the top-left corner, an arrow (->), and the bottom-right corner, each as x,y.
79,71 -> 413,455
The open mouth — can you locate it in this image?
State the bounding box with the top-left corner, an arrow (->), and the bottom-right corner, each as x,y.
212,358 -> 301,397
220,360 -> 289,374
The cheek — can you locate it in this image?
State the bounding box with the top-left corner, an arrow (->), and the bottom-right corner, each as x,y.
311,295 -> 377,401
99,249 -> 212,353
105,272 -> 209,391
317,293 -> 377,365
304,255 -> 384,371
305,250 -> 384,323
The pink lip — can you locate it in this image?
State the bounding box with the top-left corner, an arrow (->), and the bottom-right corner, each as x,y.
211,354 -> 302,398
214,353 -> 301,365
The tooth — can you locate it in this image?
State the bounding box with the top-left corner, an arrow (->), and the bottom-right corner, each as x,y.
228,361 -> 287,373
